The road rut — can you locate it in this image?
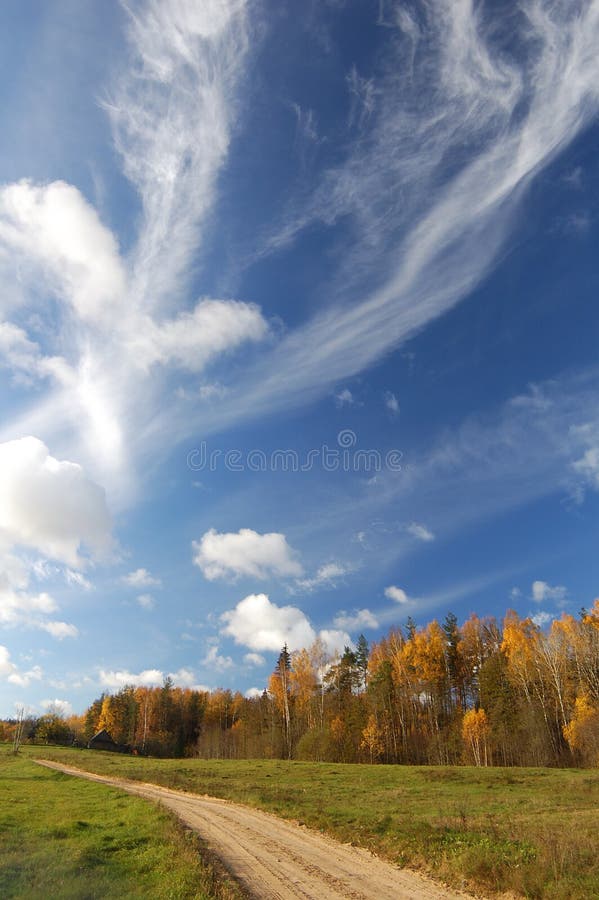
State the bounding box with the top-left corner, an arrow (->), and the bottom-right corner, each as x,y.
36,759 -> 470,900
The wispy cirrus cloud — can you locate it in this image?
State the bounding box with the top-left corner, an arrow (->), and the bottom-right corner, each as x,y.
106,0 -> 250,312
176,1 -> 599,437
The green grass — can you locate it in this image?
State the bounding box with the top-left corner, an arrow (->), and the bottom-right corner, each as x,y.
23,745 -> 599,899
0,751 -> 243,899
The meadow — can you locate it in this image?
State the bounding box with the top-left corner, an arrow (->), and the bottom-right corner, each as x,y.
15,745 -> 599,899
0,751 -> 242,899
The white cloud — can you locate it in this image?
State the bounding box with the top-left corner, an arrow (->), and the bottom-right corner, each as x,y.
0,437 -> 112,568
406,522 -> 435,542
0,179 -> 126,325
333,609 -> 379,631
295,561 -> 351,592
38,620 -> 78,640
0,645 -> 17,678
531,580 -> 568,604
99,668 -> 164,689
572,447 -> 599,489
243,652 -> 265,667
137,593 -> 156,610
167,668 -> 197,688
384,585 -> 411,605
221,593 -> 315,652
98,666 -> 203,689
65,569 -> 92,590
202,643 -> 234,670
193,529 -> 303,581
0,570 -> 78,640
0,578 -> 57,620
198,383 -> 228,401
106,0 -> 250,314
41,698 -> 73,717
8,667 -> 43,688
123,568 -> 161,588
318,629 -> 353,656
347,65 -> 377,130
0,646 -> 43,688
221,593 -> 352,656
385,391 -> 399,415
245,687 -> 263,699
531,611 -> 552,628
334,388 -> 355,407
126,298 -> 268,373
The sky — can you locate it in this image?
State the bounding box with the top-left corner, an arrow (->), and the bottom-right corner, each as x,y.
1,0 -> 599,717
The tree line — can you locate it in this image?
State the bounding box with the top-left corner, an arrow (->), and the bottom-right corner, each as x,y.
3,603 -> 598,766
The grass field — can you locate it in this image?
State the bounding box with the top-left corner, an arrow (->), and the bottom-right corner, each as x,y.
20,745 -> 599,899
0,751 -> 242,899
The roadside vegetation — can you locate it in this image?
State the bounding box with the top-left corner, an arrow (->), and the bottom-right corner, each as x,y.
27,745 -> 599,899
0,751 -> 242,900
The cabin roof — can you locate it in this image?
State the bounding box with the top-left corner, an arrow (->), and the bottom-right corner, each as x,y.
89,728 -> 116,743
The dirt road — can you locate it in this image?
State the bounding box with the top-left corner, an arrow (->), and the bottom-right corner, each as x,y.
36,759 -> 468,900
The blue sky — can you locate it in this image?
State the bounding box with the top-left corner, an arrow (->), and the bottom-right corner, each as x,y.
1,0 -> 599,716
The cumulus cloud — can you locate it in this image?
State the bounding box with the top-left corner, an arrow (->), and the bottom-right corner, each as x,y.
99,668 -> 165,689
333,608 -> 379,631
0,437 -> 112,567
0,179 -> 126,325
0,647 -> 43,687
318,629 -> 353,656
41,698 -> 73,717
406,522 -> 435,542
0,645 -> 15,678
531,580 -> 568,604
221,593 -> 315,652
129,299 -> 268,373
193,529 -> 303,581
99,666 -> 202,689
245,687 -> 263,699
221,593 -> 353,656
168,667 -> 197,688
123,568 -> 161,588
202,642 -> 234,670
0,572 -> 78,640
137,593 -> 155,610
384,585 -> 411,605
531,611 -> 552,628
39,620 -> 78,640
243,652 -> 265,667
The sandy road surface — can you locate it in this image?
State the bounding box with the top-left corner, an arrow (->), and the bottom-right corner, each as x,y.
36,759 -> 469,900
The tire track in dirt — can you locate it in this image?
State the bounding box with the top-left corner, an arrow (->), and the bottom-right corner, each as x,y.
35,760 -> 471,900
